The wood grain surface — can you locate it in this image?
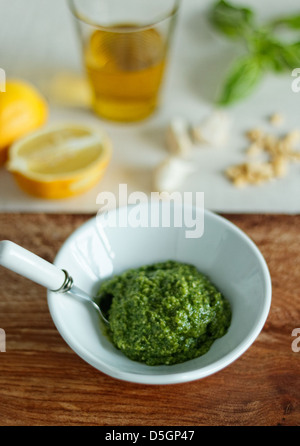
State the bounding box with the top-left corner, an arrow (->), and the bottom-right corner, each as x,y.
0,213 -> 299,426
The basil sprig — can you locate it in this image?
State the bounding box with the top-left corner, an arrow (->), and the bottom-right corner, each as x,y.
210,0 -> 300,105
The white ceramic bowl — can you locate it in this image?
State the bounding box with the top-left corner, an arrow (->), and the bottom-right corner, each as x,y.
48,202 -> 272,385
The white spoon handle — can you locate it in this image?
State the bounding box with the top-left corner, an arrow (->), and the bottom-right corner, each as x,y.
0,240 -> 66,291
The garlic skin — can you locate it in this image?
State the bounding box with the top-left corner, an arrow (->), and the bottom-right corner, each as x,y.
153,156 -> 196,192
165,117 -> 193,157
192,110 -> 231,147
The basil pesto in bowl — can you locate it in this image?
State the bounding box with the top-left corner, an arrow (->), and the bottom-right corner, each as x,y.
48,202 -> 271,384
99,260 -> 231,366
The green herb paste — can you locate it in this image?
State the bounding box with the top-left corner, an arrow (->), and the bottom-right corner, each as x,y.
98,260 -> 231,366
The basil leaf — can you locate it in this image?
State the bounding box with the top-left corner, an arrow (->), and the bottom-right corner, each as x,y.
279,41 -> 300,68
266,44 -> 290,72
257,39 -> 300,71
271,15 -> 300,30
209,0 -> 255,39
217,56 -> 263,105
249,36 -> 288,72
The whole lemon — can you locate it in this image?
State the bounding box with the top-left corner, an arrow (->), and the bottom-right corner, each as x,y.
0,80 -> 48,164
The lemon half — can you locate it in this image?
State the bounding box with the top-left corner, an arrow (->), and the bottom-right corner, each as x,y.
7,123 -> 112,199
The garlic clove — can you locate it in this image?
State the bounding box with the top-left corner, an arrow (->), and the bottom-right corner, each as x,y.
192,110 -> 231,148
165,117 -> 193,157
153,156 -> 196,192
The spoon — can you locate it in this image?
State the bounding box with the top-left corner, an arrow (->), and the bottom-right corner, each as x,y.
0,240 -> 110,325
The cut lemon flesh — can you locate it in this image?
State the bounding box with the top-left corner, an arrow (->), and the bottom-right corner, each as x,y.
7,123 -> 112,199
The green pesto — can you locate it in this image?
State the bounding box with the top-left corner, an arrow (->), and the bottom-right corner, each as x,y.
98,260 -> 231,366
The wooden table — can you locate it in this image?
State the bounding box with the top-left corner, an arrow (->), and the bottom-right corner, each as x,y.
0,213 -> 299,426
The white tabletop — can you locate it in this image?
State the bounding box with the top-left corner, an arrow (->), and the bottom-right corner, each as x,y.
1,0 -> 300,213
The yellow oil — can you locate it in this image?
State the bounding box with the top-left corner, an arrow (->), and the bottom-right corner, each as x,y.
84,25 -> 166,122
